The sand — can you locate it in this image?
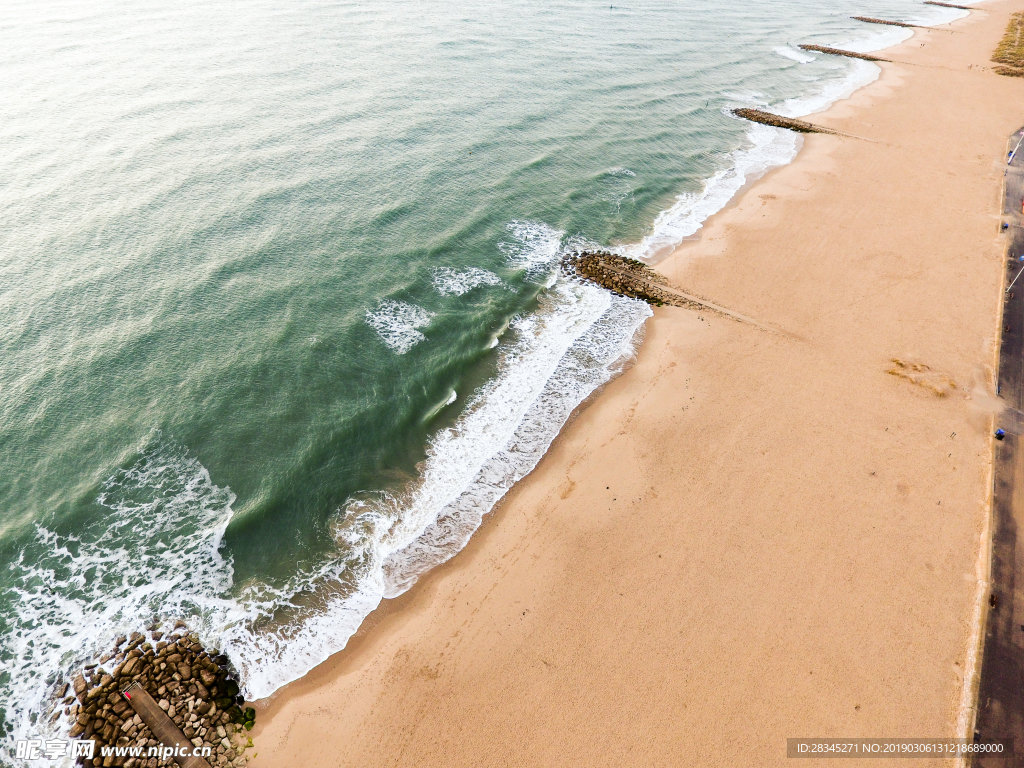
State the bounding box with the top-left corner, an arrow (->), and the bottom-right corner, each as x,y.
248,4 -> 1024,765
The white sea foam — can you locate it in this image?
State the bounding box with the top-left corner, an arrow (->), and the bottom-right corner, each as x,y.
432,266 -> 504,296
1,223 -> 650,738
499,221 -> 564,281
776,58 -> 880,119
2,4 -> 976,751
632,122 -> 799,261
720,89 -> 769,105
632,15 -> 954,263
380,289 -> 650,597
836,26 -> 912,55
907,5 -> 971,27
225,223 -> 649,699
1,437 -> 238,766
173,225 -> 646,699
775,46 -> 815,64
365,300 -> 436,354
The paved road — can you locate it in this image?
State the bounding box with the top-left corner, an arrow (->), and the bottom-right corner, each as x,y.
974,126 -> 1024,768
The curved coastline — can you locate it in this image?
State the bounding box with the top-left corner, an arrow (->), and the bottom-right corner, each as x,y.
190,4 -> 973,713
240,4 -> 956,707
246,3 -> 1016,766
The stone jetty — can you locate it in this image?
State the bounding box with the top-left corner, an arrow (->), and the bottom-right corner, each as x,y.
562,250 -> 797,338
797,44 -> 889,62
852,16 -> 923,29
56,624 -> 255,768
562,251 -> 694,308
731,108 -> 839,136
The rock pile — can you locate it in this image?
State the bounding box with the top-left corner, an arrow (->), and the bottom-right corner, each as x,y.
57,624 -> 255,767
731,109 -> 838,136
851,16 -> 922,29
561,251 -> 691,308
797,44 -> 889,63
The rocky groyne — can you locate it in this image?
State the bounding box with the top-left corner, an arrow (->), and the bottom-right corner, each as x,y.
562,251 -> 695,309
797,44 -> 889,62
55,624 -> 255,767
731,108 -> 839,136
852,16 -> 923,29
563,250 -> 796,338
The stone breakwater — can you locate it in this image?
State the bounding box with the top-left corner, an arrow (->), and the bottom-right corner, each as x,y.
561,251 -> 697,309
797,44 -> 889,63
851,16 -> 923,29
731,109 -> 839,136
55,624 -> 255,768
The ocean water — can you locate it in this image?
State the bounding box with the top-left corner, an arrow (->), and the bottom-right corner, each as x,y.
0,0 -> 969,761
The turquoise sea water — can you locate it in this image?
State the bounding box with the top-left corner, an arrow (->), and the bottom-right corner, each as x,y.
0,0 -> 969,760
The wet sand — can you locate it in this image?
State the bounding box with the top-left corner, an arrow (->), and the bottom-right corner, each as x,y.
248,3 -> 1024,765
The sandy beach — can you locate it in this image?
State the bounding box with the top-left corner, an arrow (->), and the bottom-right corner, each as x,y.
248,3 -> 1024,765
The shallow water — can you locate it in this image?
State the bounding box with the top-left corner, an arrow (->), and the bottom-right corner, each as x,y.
0,0 -> 969,760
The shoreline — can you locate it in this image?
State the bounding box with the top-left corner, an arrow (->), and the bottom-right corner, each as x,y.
249,3 -> 1024,765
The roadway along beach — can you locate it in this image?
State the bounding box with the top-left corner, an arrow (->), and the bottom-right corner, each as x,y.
249,2 -> 1024,765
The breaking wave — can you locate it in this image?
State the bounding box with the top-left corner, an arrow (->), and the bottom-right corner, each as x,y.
0,436 -> 238,765
365,300 -> 436,354
432,267 -> 505,296
0,6 -> 973,759
774,46 -> 815,64
0,224 -> 650,757
631,16 -> 956,263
